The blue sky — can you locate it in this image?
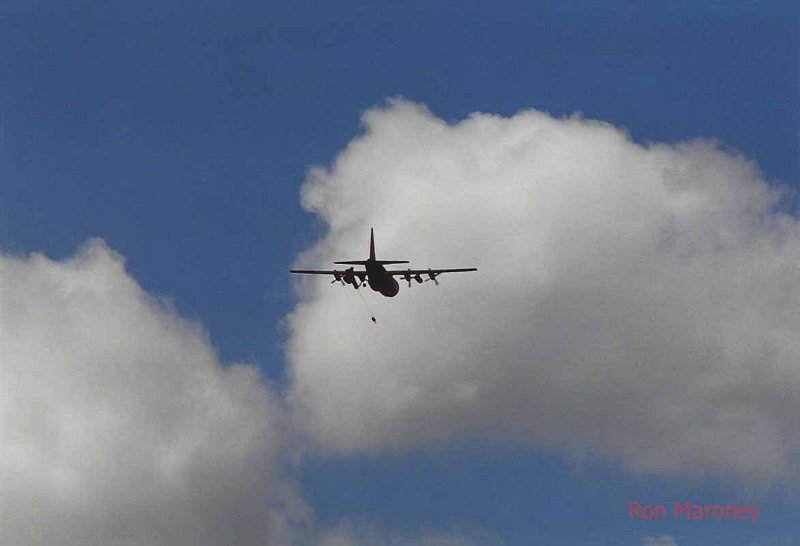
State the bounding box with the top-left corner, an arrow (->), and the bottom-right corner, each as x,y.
1,2 -> 797,545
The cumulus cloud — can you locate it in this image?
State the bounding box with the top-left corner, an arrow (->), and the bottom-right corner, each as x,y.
316,522 -> 501,546
643,536 -> 678,546
0,240 -> 305,546
287,99 -> 800,483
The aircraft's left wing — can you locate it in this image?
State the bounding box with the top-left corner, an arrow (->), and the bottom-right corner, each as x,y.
290,269 -> 367,279
290,268 -> 368,289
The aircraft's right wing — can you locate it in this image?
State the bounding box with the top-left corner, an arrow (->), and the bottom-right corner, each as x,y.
388,267 -> 477,285
388,268 -> 477,276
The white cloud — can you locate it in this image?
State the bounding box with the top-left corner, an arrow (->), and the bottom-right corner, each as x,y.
287,99 -> 800,483
316,522 -> 502,546
0,237 -> 506,546
0,240 -> 306,546
644,536 -> 678,546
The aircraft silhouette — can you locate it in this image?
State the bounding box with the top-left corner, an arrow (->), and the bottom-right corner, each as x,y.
290,228 -> 477,297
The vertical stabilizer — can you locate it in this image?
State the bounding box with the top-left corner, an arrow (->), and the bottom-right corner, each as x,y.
334,228 -> 408,265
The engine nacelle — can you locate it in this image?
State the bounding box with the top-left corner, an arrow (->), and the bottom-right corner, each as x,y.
342,267 -> 360,289
402,270 -> 424,287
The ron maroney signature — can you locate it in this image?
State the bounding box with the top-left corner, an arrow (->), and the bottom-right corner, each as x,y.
629,501 -> 760,523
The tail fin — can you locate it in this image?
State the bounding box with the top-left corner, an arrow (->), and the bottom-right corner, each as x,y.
332,228 -> 409,265
367,228 -> 407,264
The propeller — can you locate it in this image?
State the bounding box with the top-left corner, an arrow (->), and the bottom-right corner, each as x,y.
403,270 -> 425,287
426,269 -> 440,286
342,267 -> 360,289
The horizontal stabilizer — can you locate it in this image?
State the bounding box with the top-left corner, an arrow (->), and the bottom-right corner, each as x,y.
334,259 -> 410,265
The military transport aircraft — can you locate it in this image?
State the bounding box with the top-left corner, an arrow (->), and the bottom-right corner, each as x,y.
290,228 -> 477,297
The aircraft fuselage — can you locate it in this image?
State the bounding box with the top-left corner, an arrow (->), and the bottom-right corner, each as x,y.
365,261 -> 400,297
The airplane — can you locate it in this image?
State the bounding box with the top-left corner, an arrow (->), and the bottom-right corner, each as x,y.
290,228 -> 477,297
